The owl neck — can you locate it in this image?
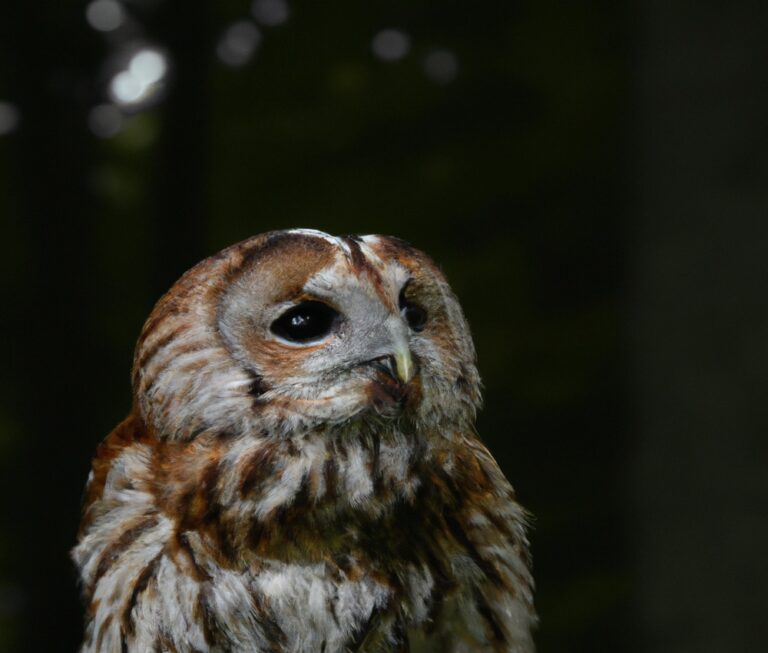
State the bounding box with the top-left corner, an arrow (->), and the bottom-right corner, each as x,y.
139,415 -> 463,562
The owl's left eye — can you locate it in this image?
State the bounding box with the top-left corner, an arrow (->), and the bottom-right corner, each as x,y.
399,284 -> 427,332
271,301 -> 340,343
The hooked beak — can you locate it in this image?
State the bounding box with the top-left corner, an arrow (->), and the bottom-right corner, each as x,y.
369,342 -> 415,385
364,316 -> 416,386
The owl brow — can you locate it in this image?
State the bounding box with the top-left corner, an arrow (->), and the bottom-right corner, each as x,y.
341,236 -> 376,275
290,291 -> 337,307
340,237 -> 402,310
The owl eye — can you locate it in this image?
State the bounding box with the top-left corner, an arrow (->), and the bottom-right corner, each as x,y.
271,301 -> 339,343
398,284 -> 427,332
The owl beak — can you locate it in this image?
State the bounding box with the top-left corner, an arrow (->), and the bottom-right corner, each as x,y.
393,344 -> 415,384
366,318 -> 415,385
368,343 -> 415,385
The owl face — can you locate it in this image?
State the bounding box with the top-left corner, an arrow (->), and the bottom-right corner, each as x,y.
134,229 -> 480,440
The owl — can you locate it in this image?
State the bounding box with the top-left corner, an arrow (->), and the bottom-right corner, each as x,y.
72,229 -> 536,652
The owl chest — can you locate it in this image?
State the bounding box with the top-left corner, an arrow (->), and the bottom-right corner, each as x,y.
245,556 -> 436,653
228,462 -> 463,650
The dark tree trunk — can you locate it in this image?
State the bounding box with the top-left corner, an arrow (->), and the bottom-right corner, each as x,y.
633,2 -> 768,651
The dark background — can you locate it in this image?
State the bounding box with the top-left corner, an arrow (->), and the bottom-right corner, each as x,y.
1,1 -> 767,651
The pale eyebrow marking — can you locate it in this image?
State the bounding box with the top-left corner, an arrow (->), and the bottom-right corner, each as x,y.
355,238 -> 383,267
287,228 -> 351,255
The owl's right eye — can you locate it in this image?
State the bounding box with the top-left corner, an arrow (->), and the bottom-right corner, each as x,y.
270,301 -> 339,343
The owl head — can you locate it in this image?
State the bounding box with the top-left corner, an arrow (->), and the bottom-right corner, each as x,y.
133,229 -> 480,441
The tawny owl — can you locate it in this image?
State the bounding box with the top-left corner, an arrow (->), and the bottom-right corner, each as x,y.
72,229 -> 536,652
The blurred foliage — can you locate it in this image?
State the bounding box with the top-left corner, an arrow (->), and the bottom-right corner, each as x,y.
0,1 -> 629,651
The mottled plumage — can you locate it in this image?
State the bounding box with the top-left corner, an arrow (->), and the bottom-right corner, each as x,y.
73,229 -> 536,652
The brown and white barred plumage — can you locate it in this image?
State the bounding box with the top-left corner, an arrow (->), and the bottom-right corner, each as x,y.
72,229 -> 536,652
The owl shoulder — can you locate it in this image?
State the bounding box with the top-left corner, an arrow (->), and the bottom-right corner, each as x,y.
77,412 -> 155,535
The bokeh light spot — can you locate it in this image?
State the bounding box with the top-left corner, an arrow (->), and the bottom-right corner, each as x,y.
371,29 -> 411,62
217,21 -> 261,67
109,48 -> 168,108
129,50 -> 167,85
85,0 -> 125,33
110,71 -> 144,105
0,102 -> 20,136
88,104 -> 124,138
423,49 -> 458,84
251,0 -> 290,27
